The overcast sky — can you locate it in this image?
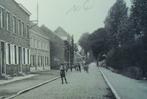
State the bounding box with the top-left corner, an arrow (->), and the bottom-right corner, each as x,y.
15,0 -> 131,42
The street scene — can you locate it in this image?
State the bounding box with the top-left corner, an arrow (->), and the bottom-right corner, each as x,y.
11,64 -> 114,99
1,0 -> 147,99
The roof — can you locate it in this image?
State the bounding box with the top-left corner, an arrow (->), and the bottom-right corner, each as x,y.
14,0 -> 31,15
55,26 -> 68,34
54,26 -> 71,41
40,25 -> 63,42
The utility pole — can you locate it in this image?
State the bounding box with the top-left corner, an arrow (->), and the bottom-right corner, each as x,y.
29,0 -> 39,28
37,0 -> 39,24
69,44 -> 70,68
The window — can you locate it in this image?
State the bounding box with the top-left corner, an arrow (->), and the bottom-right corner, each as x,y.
18,47 -> 22,64
14,46 -> 17,64
15,18 -> 17,33
8,44 -> 11,64
41,42 -> 43,49
17,20 -> 20,34
47,57 -> 49,65
21,22 -> 25,36
27,49 -> 30,64
1,42 -> 5,73
43,56 -> 44,66
11,45 -> 15,64
31,55 -> 35,66
12,16 -> 16,33
32,39 -> 35,48
26,25 -> 29,38
23,48 -> 25,64
6,12 -> 10,31
30,55 -> 33,66
45,56 -> 47,65
18,20 -> 21,35
25,49 -> 28,64
46,43 -> 48,50
37,40 -> 39,48
41,56 -> 43,66
38,56 -> 40,66
12,16 -> 14,33
33,55 -> 36,66
39,41 -> 41,49
0,7 -> 4,28
0,7 -> 2,28
35,40 -> 38,48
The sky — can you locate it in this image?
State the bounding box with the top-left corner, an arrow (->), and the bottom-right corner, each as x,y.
15,0 -> 131,42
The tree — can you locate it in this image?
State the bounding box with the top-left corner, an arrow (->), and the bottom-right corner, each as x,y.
89,28 -> 109,61
78,33 -> 90,55
70,35 -> 74,65
104,0 -> 128,48
130,0 -> 147,76
74,44 -> 78,52
64,40 -> 70,63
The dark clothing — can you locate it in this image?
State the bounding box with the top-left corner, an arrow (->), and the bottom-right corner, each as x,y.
79,65 -> 81,72
61,76 -> 67,84
60,65 -> 67,84
60,70 -> 65,77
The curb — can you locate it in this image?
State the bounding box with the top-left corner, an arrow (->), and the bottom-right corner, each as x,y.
5,76 -> 60,99
0,75 -> 37,86
99,67 -> 121,99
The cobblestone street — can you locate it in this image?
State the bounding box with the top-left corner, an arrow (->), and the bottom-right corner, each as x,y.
13,64 -> 113,99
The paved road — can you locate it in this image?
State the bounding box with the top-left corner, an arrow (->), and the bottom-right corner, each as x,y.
101,67 -> 147,99
13,64 -> 113,99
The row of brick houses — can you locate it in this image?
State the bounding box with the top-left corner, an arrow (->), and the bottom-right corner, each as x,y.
0,0 -> 30,78
0,0 -> 72,79
29,24 -> 51,71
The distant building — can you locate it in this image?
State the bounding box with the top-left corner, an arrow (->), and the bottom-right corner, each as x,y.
0,0 -> 31,78
54,27 -> 72,66
40,25 -> 65,69
30,25 -> 50,72
54,26 -> 71,42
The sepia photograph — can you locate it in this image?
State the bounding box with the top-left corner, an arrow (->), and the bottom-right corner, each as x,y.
0,0 -> 147,99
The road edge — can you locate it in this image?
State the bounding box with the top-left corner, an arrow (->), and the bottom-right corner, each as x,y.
99,67 -> 121,99
5,76 -> 60,99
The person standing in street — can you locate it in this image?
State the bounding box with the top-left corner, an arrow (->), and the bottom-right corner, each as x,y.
78,63 -> 81,72
60,64 -> 68,84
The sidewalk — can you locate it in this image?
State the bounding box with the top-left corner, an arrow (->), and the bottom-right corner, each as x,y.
0,75 -> 36,85
0,70 -> 60,98
101,67 -> 147,99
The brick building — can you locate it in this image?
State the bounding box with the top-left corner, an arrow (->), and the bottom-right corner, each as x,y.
0,0 -> 30,78
40,25 -> 65,69
30,25 -> 51,71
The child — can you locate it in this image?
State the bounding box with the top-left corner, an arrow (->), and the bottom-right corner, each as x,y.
60,64 -> 68,84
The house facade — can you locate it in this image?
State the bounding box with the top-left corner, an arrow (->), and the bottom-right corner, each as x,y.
40,25 -> 65,69
54,27 -> 72,66
0,0 -> 31,78
30,25 -> 51,71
